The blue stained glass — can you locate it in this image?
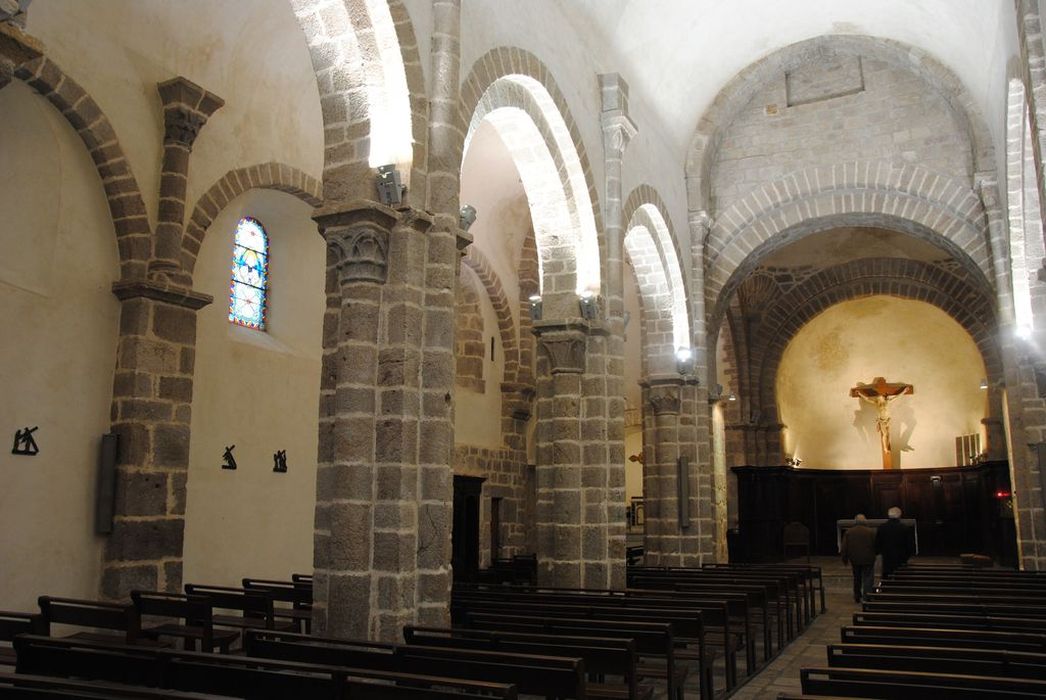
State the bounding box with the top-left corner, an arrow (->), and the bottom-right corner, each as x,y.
228,217 -> 269,330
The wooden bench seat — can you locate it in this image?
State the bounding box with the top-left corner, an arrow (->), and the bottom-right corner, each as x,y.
0,611 -> 44,666
0,671 -> 230,699
37,597 -> 159,648
403,625 -> 653,700
840,624 -> 1046,652
183,584 -> 295,634
244,628 -> 584,699
827,642 -> 1046,680
800,665 -> 1046,698
462,611 -> 693,700
14,634 -> 518,699
131,591 -> 239,653
241,578 -> 312,634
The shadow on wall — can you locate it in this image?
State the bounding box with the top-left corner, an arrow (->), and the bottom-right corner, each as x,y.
852,400 -> 917,467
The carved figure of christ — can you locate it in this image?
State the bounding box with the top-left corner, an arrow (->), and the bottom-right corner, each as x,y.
850,376 -> 914,470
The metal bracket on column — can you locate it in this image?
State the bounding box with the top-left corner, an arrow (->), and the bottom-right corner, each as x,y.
678,455 -> 690,529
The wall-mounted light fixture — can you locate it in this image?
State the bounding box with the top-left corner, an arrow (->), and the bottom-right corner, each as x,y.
375,164 -> 405,206
727,392 -> 737,402
578,291 -> 599,320
528,294 -> 543,321
459,204 -> 477,231
1017,325 -> 1034,341
675,347 -> 694,376
979,377 -> 989,390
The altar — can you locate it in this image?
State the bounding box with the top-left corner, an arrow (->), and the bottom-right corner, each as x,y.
836,518 -> 919,554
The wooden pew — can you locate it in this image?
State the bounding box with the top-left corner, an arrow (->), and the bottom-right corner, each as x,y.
131,591 -> 238,653
244,628 -> 586,699
840,624 -> 1046,652
0,671 -> 229,699
183,584 -> 295,633
241,578 -> 312,633
826,642 -> 1046,680
37,597 -> 143,647
402,625 -> 652,700
14,635 -> 518,699
457,583 -> 756,675
461,612 -> 691,700
854,610 -> 1046,633
704,562 -> 825,616
862,598 -> 1046,619
0,611 -> 44,665
800,666 -> 1046,698
630,567 -> 797,640
451,590 -> 727,689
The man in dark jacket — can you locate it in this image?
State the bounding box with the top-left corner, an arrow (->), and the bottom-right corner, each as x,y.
841,513 -> 877,602
875,506 -> 915,578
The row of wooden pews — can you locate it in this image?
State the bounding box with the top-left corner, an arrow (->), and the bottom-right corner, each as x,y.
790,562 -> 1046,698
0,563 -> 822,699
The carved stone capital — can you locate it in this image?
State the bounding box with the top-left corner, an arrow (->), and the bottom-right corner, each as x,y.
327,224 -> 390,285
456,228 -> 473,258
974,173 -> 1000,211
602,114 -> 638,154
534,323 -> 587,374
642,375 -> 684,416
157,77 -> 224,149
688,209 -> 713,243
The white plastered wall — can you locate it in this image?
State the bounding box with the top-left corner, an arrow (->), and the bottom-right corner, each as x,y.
777,296 -> 988,469
182,190 -> 324,586
26,0 -> 324,227
0,82 -> 119,610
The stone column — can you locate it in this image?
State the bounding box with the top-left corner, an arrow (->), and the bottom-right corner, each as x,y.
101,281 -> 212,599
688,210 -> 718,562
149,78 -> 223,284
312,201 -> 454,640
533,320 -> 621,587
0,19 -> 41,90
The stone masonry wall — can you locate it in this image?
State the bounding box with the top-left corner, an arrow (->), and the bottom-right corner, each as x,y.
455,268 -> 486,393
712,55 -> 973,213
453,444 -> 528,565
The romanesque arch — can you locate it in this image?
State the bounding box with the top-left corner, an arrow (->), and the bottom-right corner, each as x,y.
181,163 -> 323,275
458,47 -> 603,306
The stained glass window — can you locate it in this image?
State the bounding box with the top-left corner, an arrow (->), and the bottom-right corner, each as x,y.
228,217 -> 269,330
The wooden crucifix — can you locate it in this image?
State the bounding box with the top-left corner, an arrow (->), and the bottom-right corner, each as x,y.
850,376 -> 914,470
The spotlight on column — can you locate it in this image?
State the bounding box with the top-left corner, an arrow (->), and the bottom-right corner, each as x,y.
375,164 -> 405,206
459,204 -> 477,231
979,377 -> 989,390
675,347 -> 694,375
727,392 -> 737,402
528,294 -> 543,321
578,291 -> 599,320
1016,324 -> 1033,340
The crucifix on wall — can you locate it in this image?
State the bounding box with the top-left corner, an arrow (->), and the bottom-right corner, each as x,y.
850,376 -> 914,470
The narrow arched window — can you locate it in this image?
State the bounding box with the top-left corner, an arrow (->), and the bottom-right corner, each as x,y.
228,216 -> 269,330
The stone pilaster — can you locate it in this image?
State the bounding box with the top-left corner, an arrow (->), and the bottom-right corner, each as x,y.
312,201 -> 453,640
101,280 -> 212,599
0,20 -> 40,89
149,77 -> 223,285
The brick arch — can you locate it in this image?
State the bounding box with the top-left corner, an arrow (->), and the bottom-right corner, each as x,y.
14,56 -> 151,279
181,162 -> 322,276
622,187 -> 691,376
462,247 -> 519,385
706,162 -> 992,328
622,184 -> 690,314
290,0 -> 427,204
458,47 -> 603,299
685,35 -> 995,209
750,258 -> 1001,423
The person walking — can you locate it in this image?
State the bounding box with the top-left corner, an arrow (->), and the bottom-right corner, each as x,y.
876,506 -> 915,579
841,513 -> 877,602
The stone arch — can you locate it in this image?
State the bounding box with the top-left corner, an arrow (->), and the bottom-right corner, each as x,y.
463,247 -> 519,385
1005,77 -> 1042,335
459,47 -> 603,303
14,56 -> 150,279
749,259 -> 1001,425
289,0 -> 426,203
706,162 -> 992,328
685,35 -> 996,208
181,162 -> 322,275
622,186 -> 690,375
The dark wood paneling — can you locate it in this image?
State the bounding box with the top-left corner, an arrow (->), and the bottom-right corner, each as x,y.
731,462 -> 1014,561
